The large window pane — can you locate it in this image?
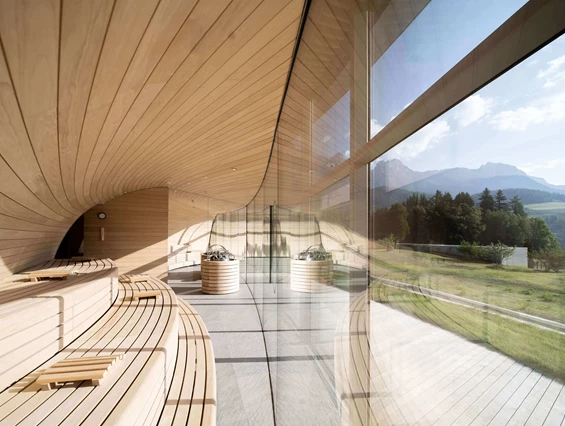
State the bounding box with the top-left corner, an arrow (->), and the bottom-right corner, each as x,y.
370,34 -> 565,389
370,0 -> 527,137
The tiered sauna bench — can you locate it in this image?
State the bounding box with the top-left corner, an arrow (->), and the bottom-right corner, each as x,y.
0,270 -> 216,425
0,259 -> 118,390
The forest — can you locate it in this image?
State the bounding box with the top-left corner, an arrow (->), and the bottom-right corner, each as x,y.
371,188 -> 561,253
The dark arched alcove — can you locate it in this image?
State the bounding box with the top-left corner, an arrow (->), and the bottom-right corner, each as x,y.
55,215 -> 84,259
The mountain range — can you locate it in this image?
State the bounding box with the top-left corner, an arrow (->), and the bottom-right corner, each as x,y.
371,159 -> 565,207
372,159 -> 565,195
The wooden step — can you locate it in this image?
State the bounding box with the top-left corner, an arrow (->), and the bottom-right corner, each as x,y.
132,290 -> 162,300
36,354 -> 125,390
26,269 -> 78,282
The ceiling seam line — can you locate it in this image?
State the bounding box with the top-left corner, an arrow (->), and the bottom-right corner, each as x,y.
246,0 -> 313,207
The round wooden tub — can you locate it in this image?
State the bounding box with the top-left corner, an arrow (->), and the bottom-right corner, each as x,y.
201,259 -> 240,294
290,259 -> 333,293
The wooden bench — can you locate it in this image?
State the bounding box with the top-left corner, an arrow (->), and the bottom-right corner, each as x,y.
36,354 -> 125,390
26,269 -> 78,282
70,257 -> 99,262
0,259 -> 118,391
132,290 -> 162,300
0,274 -> 216,425
122,275 -> 149,284
159,298 -> 216,425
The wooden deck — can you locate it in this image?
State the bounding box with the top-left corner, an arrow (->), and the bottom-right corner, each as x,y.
335,291 -> 565,425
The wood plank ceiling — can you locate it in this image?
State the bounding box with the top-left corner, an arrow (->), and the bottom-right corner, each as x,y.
0,0 -> 304,276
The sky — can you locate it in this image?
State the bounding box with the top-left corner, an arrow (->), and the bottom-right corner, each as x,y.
370,0 -> 565,186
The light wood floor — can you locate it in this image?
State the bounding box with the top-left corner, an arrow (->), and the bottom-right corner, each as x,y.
336,291 -> 565,426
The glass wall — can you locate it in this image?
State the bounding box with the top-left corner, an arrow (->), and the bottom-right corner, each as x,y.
208,0 -> 565,424
370,0 -> 527,137
369,31 -> 565,423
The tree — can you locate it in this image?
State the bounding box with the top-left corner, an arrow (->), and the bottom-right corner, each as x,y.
451,201 -> 484,244
535,248 -> 565,272
526,217 -> 560,251
454,192 -> 475,207
509,195 -> 526,217
479,242 -> 516,267
378,234 -> 397,251
479,188 -> 495,214
482,210 -> 525,246
495,189 -> 508,211
404,193 -> 430,244
371,203 -> 409,242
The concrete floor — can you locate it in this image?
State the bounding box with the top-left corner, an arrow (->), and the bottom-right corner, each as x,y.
168,266 -> 565,426
168,266 -> 351,426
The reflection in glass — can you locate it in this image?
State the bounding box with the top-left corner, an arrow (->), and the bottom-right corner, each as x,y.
370,33 -> 565,403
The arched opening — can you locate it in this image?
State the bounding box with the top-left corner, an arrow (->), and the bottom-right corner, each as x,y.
55,214 -> 84,259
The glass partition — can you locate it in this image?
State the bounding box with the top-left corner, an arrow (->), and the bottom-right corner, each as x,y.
369,32 -> 565,422
206,1 -> 565,424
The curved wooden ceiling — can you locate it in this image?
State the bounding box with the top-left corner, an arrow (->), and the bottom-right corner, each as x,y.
0,0 -> 304,276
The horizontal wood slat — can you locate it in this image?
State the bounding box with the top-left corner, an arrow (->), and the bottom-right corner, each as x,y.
0,0 -> 304,279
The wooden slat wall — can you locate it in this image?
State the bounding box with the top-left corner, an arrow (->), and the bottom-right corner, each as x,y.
0,0 -> 304,278
84,188 -> 168,276
167,189 -> 244,267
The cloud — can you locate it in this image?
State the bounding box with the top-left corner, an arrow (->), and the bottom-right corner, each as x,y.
370,119 -> 384,138
490,91 -> 565,131
453,94 -> 494,127
520,159 -> 565,174
537,54 -> 565,88
386,120 -> 450,159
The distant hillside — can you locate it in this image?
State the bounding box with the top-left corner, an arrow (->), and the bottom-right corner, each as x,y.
371,160 -> 565,197
370,159 -> 439,191
371,186 -> 414,209
530,176 -> 565,193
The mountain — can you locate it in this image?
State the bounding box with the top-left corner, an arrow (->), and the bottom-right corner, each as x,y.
403,174 -> 565,197
530,176 -> 565,193
370,159 -> 439,191
371,160 -> 565,208
371,186 -> 414,209
374,161 -> 565,197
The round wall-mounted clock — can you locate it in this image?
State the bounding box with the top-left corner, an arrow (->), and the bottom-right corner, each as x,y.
98,212 -> 107,220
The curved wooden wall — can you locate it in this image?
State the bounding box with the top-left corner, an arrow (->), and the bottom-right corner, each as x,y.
0,0 -> 304,278
83,188 -> 168,276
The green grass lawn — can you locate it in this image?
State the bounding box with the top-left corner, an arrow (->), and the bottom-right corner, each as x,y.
370,249 -> 565,323
371,281 -> 565,381
526,201 -> 565,211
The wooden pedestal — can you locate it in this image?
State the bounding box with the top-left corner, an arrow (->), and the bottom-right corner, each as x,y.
290,259 -> 333,293
201,260 -> 240,294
